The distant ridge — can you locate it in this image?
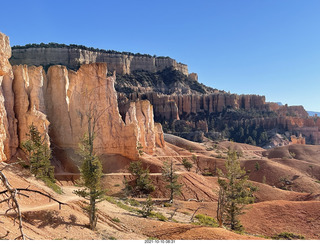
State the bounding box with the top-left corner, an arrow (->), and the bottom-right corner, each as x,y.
307,111 -> 319,116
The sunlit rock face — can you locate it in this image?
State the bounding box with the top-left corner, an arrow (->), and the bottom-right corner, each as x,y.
1,32 -> 166,169
44,63 -> 139,162
11,47 -> 188,75
12,65 -> 50,148
0,32 -> 17,161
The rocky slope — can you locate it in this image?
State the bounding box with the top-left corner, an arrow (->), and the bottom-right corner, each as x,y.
0,32 -> 165,172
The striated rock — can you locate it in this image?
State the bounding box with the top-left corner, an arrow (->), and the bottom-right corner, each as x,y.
12,65 -> 50,146
125,100 -> 156,154
43,63 -> 165,167
0,32 -> 17,161
0,80 -> 7,161
130,92 -> 267,119
11,47 -> 188,75
154,123 -> 165,148
291,135 -> 306,145
2,74 -> 18,158
44,63 -> 138,162
0,33 -> 11,76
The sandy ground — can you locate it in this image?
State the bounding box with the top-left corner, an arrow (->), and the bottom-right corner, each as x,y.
1,140 -> 320,240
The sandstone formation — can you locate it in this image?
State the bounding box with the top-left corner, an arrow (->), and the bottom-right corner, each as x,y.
127,92 -> 267,120
10,47 -> 188,76
0,32 -> 166,171
122,91 -> 320,145
43,63 -> 165,165
0,32 -> 16,161
291,135 -> 306,145
12,65 -> 50,146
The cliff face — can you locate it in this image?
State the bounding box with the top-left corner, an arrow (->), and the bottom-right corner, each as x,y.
124,92 -> 267,120
0,32 -> 165,171
10,47 -> 188,76
44,63 -> 142,162
0,33 -> 16,161
119,90 -> 319,145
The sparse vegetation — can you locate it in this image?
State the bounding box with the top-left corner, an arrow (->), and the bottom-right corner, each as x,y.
193,214 -> 218,227
127,198 -> 140,206
128,161 -> 155,196
289,151 -> 296,159
111,217 -> 120,223
182,158 -> 193,171
141,195 -> 154,218
217,150 -> 257,231
272,232 -> 305,240
262,175 -> 267,184
255,162 -> 260,171
163,202 -> 172,207
73,98 -> 106,230
21,124 -> 62,194
150,211 -> 168,222
162,161 -> 182,203
106,196 -> 139,213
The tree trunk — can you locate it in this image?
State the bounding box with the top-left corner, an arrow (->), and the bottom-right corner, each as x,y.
89,193 -> 97,230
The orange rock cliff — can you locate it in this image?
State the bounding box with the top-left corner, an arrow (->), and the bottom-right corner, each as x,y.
0,32 -> 165,170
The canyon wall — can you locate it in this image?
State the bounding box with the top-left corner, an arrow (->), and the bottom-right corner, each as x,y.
0,32 -> 17,161
10,47 -> 188,76
0,32 -> 165,170
126,92 -> 268,120
121,91 -> 319,144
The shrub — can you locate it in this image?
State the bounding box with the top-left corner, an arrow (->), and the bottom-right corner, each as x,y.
128,198 -> 140,206
112,217 -> 120,223
163,202 -> 172,207
141,195 -> 154,218
150,212 -> 167,221
272,232 -> 305,240
182,159 -> 193,171
193,214 -> 218,227
289,151 -> 296,159
255,162 -> 260,171
129,161 -> 155,196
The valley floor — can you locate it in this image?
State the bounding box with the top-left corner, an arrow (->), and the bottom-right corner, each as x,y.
1,138 -> 320,240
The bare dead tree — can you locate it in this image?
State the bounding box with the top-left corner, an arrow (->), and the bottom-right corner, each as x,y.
190,206 -> 204,222
216,186 -> 226,227
0,162 -> 66,240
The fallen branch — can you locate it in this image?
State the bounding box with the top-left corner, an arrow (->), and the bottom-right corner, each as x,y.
190,206 -> 204,222
0,163 -> 67,240
0,188 -> 67,210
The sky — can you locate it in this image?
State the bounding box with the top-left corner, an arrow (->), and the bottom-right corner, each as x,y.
1,0 -> 319,111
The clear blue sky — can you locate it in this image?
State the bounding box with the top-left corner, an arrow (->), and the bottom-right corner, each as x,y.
1,0 -> 319,111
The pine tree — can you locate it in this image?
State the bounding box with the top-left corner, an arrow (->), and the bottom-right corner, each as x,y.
217,150 -> 257,231
128,161 -> 155,196
73,103 -> 105,230
21,124 -> 54,181
162,161 -> 182,203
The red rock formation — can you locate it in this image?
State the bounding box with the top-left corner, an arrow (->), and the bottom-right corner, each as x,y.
0,32 -> 166,168
0,33 -> 18,161
12,65 -> 50,146
291,135 -> 306,145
